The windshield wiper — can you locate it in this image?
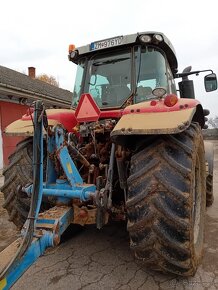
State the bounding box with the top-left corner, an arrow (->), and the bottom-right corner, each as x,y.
93,57 -> 129,66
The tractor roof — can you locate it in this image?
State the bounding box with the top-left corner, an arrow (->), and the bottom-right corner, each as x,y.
70,31 -> 178,73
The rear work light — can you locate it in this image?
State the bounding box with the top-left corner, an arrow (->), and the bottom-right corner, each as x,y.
153,34 -> 163,43
139,35 -> 152,43
164,94 -> 178,107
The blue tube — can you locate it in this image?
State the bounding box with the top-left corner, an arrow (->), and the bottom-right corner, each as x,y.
42,188 -> 95,201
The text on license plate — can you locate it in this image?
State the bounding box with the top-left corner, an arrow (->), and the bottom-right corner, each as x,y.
90,36 -> 123,51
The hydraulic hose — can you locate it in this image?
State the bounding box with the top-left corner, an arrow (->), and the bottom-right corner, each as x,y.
0,100 -> 45,279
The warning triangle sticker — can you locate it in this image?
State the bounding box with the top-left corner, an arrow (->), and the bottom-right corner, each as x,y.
75,93 -> 101,122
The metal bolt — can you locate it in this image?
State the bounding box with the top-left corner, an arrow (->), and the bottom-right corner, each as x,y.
178,124 -> 185,130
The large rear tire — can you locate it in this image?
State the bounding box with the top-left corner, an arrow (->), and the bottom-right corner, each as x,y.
1,138 -> 48,229
127,123 -> 206,276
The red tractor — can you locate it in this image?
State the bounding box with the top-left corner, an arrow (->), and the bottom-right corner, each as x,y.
1,32 -> 217,278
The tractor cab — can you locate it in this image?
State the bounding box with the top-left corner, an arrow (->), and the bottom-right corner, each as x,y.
69,32 -> 178,109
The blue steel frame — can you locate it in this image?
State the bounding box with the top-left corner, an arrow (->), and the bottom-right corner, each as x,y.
25,126 -> 96,202
0,206 -> 73,290
0,108 -> 97,289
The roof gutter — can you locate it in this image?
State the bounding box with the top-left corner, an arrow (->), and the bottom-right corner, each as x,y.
0,83 -> 72,108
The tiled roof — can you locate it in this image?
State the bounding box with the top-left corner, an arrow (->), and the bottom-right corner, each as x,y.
0,65 -> 73,105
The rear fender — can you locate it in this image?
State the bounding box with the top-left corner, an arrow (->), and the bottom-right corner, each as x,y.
5,109 -> 77,136
111,99 -> 204,143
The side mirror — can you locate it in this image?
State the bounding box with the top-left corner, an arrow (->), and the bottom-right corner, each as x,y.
204,73 -> 217,92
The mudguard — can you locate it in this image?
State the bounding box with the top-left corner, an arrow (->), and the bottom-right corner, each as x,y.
111,98 -> 202,140
5,109 -> 77,136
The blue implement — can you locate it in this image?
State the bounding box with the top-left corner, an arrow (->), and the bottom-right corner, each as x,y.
0,206 -> 73,290
0,104 -> 97,289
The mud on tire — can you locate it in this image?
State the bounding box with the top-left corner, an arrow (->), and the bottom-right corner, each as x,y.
127,123 -> 206,276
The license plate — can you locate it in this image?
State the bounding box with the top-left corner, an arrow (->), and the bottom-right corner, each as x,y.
90,36 -> 124,51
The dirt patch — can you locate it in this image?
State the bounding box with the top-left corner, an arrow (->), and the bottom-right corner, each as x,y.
0,174 -> 18,252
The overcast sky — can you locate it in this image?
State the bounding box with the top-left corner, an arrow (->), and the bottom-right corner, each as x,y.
0,0 -> 218,116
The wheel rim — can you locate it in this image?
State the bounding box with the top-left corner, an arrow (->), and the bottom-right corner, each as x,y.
193,153 -> 202,245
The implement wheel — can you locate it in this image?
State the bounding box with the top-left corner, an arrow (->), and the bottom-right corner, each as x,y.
127,123 -> 206,276
1,138 -> 48,229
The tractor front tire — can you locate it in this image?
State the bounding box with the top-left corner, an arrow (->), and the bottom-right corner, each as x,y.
127,123 -> 206,276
